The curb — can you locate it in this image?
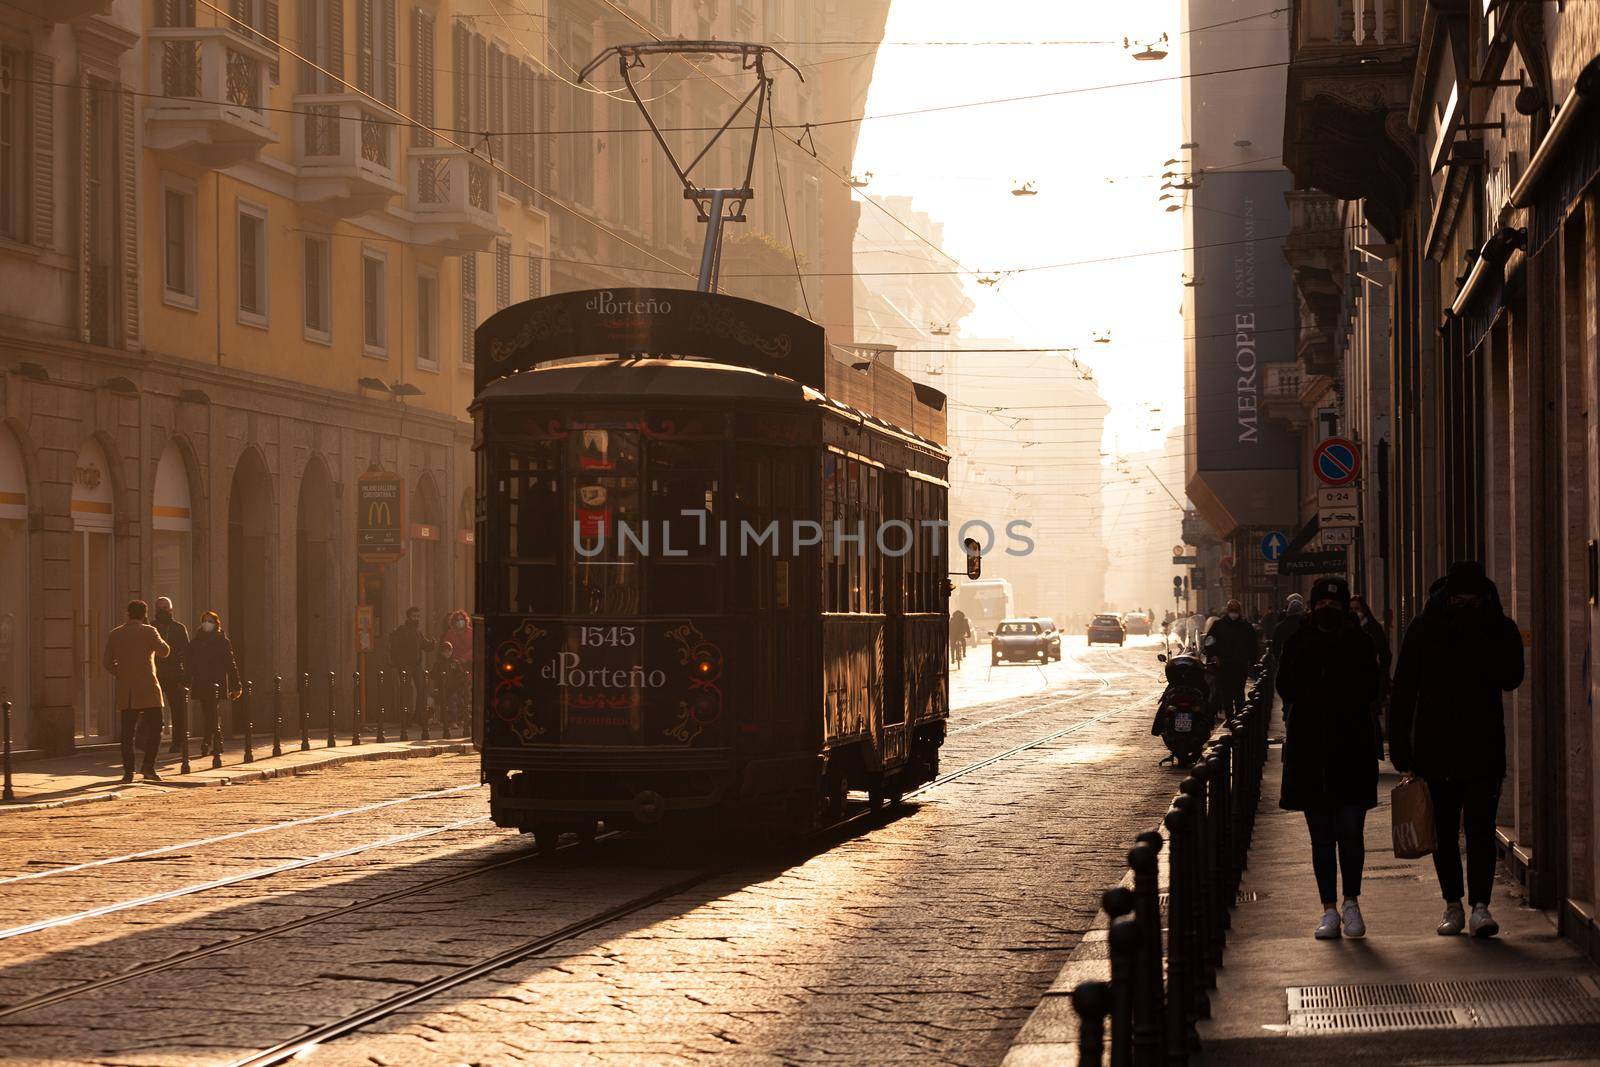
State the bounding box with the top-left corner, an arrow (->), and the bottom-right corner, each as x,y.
0,742 -> 474,814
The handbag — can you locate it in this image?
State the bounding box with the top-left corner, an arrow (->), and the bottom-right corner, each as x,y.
1391,775 -> 1438,859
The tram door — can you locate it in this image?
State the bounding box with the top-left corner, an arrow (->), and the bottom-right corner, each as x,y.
735,448 -> 806,755
882,472 -> 907,731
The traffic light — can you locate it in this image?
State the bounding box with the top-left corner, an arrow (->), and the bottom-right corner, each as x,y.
1173,575 -> 1184,598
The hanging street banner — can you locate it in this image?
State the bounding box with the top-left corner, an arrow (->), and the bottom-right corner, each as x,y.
358,470 -> 406,562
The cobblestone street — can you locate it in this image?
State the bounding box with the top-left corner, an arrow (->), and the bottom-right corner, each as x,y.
0,639 -> 1176,1066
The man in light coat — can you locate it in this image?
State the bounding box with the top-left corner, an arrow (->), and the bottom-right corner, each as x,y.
103,599 -> 171,782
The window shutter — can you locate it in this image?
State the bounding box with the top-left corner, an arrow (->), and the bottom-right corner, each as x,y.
298,0 -> 316,91
411,8 -> 434,146
526,252 -> 541,300
230,0 -> 249,29
507,60 -> 523,193
119,90 -> 139,347
356,0 -> 373,93
30,54 -> 54,249
328,0 -> 344,80
488,44 -> 504,189
381,0 -> 397,105
460,252 -> 476,365
265,0 -> 280,82
495,240 -> 509,309
471,33 -> 486,131
452,22 -> 467,134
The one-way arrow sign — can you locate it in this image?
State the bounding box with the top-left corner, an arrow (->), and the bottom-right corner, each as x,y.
1260,531 -> 1287,562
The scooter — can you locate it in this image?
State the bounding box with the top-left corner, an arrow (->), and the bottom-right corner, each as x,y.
1153,639 -> 1217,767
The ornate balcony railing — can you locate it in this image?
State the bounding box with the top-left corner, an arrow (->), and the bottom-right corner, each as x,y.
145,26 -> 276,165
404,148 -> 504,247
292,93 -> 400,209
1293,0 -> 1419,55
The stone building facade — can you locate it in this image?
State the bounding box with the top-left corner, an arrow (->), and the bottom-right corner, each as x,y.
1279,0 -> 1600,963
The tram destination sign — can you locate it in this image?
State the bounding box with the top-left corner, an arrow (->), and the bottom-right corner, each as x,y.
474,288 -> 827,394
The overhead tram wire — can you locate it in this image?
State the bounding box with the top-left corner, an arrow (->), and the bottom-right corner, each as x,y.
188,0 -> 697,287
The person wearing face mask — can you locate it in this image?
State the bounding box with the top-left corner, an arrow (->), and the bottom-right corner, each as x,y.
151,597 -> 191,754
1275,577 -> 1382,940
1208,598 -> 1257,717
189,611 -> 242,757
1389,561 -> 1525,938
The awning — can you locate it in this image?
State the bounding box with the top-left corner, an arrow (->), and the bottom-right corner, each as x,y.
1511,56 -> 1600,252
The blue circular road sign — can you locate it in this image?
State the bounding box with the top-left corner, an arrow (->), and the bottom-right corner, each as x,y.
1260,531 -> 1287,562
1314,437 -> 1360,486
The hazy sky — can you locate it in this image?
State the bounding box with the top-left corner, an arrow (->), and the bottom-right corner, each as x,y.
850,0 -> 1185,457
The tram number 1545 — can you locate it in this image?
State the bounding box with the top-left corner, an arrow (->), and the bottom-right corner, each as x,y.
579,625 -> 638,648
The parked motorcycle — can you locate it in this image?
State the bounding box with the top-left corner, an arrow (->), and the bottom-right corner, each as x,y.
1152,640 -> 1217,766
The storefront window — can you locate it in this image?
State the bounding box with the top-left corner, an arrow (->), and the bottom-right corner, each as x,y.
152,440 -> 193,627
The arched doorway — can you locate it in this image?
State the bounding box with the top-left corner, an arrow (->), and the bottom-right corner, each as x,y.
71,438 -> 115,739
296,457 -> 337,684
0,426 -> 29,743
410,473 -> 443,635
227,448 -> 274,714
152,440 -> 195,628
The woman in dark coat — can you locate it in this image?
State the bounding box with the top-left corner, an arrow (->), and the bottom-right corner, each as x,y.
1275,576 -> 1381,940
1348,594 -> 1391,755
189,610 -> 242,755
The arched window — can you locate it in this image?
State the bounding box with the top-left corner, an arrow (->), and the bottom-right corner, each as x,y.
152,440 -> 195,628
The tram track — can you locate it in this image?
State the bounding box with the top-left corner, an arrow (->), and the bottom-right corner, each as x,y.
221,685 -> 1140,1067
0,648 -> 1145,1035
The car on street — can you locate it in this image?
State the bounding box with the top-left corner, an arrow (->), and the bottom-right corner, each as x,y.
1087,613 -> 1127,646
991,618 -> 1060,665
1122,611 -> 1152,636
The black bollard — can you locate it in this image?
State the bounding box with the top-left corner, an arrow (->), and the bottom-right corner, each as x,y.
2,700 -> 13,802
299,673 -> 311,751
420,669 -> 431,742
271,676 -> 284,758
178,685 -> 190,775
352,671 -> 362,746
374,669 -> 387,743
1109,917 -> 1142,1067
1165,798 -> 1199,1058
1129,835 -> 1166,1065
211,682 -> 224,770
1102,886 -> 1136,1067
1181,771 -> 1214,999
326,671 -> 338,747
242,681 -> 255,764
399,670 -> 410,742
1072,980 -> 1113,1067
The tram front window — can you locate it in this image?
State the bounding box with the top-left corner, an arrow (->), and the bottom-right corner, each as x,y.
570,428 -> 640,616
647,439 -> 721,614
503,442 -> 561,614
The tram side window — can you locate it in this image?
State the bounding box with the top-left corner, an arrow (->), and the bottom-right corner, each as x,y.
865,465 -> 882,614
845,458 -> 862,611
928,484 -> 948,611
502,442 -> 561,614
569,429 -> 641,616
822,453 -> 844,611
646,439 -> 721,614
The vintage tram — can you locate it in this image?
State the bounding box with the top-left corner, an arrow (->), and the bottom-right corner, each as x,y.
471,288 -> 959,842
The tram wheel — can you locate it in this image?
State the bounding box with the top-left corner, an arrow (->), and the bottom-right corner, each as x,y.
824,772 -> 848,821
529,823 -> 563,855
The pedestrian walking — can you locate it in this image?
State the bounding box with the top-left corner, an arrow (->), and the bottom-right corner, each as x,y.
1389,560 -> 1525,939
190,610 -> 242,756
950,608 -> 973,669
152,597 -> 190,753
102,600 -> 171,783
1208,598 -> 1256,717
1348,593 -> 1391,756
388,607 -> 436,724
1275,576 -> 1381,940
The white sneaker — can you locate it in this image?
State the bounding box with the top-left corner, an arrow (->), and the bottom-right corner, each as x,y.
1469,904 -> 1499,938
1341,898 -> 1366,939
1314,908 -> 1342,940
1437,902 -> 1465,936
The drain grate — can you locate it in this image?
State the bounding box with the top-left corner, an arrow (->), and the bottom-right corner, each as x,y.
1287,976 -> 1600,1033
1288,976 -> 1599,1011
1157,890 -> 1263,907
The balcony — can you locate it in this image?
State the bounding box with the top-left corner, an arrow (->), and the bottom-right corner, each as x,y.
1282,0 -> 1421,239
7,0 -> 112,21
293,94 -> 402,214
405,148 -> 505,249
145,27 -> 277,167
1262,363 -> 1309,429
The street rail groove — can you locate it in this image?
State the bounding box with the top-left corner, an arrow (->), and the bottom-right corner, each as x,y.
224,682 -> 1134,1067
0,816 -> 490,942
0,782 -> 482,888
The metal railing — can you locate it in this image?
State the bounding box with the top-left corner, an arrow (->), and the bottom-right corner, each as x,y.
1073,661 -> 1272,1065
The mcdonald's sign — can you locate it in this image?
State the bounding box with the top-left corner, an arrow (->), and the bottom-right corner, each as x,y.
357,471 -> 406,561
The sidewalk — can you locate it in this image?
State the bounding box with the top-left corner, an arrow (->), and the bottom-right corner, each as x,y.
1,730 -> 473,812
1005,699 -> 1600,1066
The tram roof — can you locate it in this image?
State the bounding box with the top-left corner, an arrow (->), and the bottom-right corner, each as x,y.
475,357 -> 817,405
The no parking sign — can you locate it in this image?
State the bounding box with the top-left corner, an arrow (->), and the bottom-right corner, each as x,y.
1314,437 -> 1361,487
